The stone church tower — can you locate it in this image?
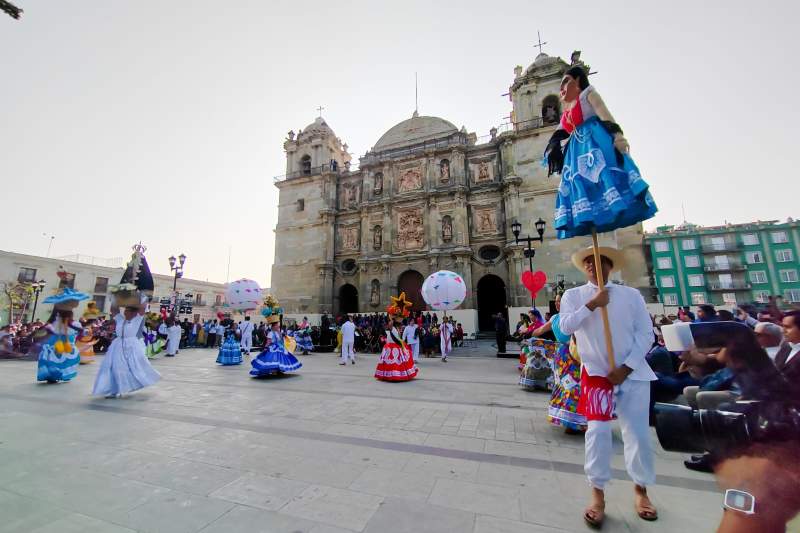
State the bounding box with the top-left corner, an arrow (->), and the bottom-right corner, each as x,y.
271,51 -> 650,333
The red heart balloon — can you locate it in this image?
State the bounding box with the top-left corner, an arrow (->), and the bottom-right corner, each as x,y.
521,270 -> 547,297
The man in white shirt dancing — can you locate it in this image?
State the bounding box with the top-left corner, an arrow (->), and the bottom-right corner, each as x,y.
401,319 -> 420,362
558,246 -> 658,527
239,316 -> 254,355
340,315 -> 356,365
439,316 -> 453,362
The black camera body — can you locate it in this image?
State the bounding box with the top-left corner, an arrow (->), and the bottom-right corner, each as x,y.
654,400 -> 800,455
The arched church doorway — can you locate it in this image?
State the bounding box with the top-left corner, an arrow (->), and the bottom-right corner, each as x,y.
477,274 -> 507,331
397,270 -> 425,311
338,284 -> 358,315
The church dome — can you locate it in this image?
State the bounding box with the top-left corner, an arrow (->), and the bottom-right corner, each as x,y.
300,116 -> 335,137
373,112 -> 458,151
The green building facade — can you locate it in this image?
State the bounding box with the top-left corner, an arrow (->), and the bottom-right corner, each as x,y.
644,219 -> 800,308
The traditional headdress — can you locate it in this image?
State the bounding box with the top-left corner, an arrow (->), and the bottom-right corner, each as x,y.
82,301 -> 102,321
387,292 -> 413,321
111,243 -> 154,307
261,294 -> 283,324
43,287 -> 90,311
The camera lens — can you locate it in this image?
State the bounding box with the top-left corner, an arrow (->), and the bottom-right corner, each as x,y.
654,403 -> 706,453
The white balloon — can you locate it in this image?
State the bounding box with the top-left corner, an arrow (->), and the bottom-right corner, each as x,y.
421,270 -> 467,311
225,279 -> 263,311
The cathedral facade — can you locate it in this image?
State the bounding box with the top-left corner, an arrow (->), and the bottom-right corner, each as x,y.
271,51 -> 650,331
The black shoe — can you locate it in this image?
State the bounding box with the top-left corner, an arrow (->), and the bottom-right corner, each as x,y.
684,453 -> 713,473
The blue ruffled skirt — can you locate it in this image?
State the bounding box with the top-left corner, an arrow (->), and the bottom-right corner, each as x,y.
37,339 -> 80,383
250,344 -> 302,377
216,335 -> 242,365
554,116 -> 657,238
295,330 -> 314,352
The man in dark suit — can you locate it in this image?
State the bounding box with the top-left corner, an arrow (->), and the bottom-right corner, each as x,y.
777,310 -> 800,381
494,313 -> 507,354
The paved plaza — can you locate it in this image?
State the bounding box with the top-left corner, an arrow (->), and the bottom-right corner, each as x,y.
0,348 -> 722,533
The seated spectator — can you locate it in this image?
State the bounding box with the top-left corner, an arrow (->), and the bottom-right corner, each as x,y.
754,321 -> 786,361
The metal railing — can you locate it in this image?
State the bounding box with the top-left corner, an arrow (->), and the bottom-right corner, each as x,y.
701,242 -> 741,253
362,134 -> 469,164
274,163 -> 340,183
707,282 -> 751,291
703,262 -> 745,272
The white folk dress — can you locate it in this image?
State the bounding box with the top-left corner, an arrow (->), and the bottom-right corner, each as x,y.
92,313 -> 161,396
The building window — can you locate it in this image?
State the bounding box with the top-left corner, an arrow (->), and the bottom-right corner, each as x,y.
745,251 -> 764,264
683,255 -> 700,268
654,240 -> 669,252
785,289 -> 800,303
94,276 -> 108,294
742,233 -> 759,246
776,249 -> 794,262
660,275 -> 675,288
722,293 -> 737,305
688,274 -> 704,287
215,294 -> 223,306
296,199 -> 305,211
58,272 -> 75,289
542,94 -> 561,125
17,267 -> 37,283
479,246 -> 501,261
93,294 -> 106,312
300,154 -> 311,175
753,291 -> 770,303
771,231 -> 789,244
749,271 -> 768,284
681,239 -> 696,250
656,257 -> 673,269
194,293 -> 205,305
690,292 -> 707,304
662,293 -> 678,306
780,269 -> 798,283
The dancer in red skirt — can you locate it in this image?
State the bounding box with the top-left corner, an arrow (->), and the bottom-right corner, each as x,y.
375,292 -> 418,382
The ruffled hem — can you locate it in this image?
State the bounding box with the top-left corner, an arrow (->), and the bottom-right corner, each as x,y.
375,343 -> 417,381
250,348 -> 302,376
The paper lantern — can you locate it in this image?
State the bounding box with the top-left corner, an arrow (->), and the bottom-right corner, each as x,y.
225,278 -> 262,311
421,270 -> 467,311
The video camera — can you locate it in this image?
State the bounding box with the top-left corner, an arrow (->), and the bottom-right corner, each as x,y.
654,321 -> 800,455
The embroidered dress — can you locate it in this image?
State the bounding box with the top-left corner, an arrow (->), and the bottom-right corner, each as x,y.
37,320 -> 82,383
217,332 -> 243,365
91,313 -> 161,396
375,328 -> 418,382
551,85 -> 657,239
250,330 -> 302,376
295,323 -> 314,353
546,315 -> 587,431
519,338 -> 557,391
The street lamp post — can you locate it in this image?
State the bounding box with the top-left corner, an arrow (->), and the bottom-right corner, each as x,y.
511,218 -> 547,306
168,254 -> 186,315
30,279 -> 46,322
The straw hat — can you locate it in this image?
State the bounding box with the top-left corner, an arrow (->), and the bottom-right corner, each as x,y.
571,246 -> 626,273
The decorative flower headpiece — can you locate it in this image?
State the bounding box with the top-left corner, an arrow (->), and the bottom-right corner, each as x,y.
260,294 -> 283,318
387,292 -> 413,319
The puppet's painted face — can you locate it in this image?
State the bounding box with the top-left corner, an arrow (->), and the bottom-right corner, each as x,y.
560,75 -> 580,103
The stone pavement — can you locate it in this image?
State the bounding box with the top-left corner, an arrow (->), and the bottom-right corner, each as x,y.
0,348 -> 723,533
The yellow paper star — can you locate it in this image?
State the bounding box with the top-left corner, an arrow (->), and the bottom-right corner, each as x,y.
391,292 -> 413,313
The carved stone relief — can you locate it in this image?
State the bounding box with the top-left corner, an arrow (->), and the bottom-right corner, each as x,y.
395,208 -> 425,250
472,160 -> 494,183
338,225 -> 360,250
398,167 -> 423,193
473,206 -> 497,234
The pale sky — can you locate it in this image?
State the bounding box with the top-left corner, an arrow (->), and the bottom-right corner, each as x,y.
2,0 -> 798,287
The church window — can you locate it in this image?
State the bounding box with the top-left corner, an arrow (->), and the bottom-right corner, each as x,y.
479,245 -> 501,261
342,259 -> 357,273
541,95 -> 561,125
296,199 -> 305,212
300,154 -> 311,175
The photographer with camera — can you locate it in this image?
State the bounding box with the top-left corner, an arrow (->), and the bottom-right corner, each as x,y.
656,321 -> 800,531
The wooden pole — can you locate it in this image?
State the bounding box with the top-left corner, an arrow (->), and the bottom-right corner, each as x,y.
591,229 -> 616,368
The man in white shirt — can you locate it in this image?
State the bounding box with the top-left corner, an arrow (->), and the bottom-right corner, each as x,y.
165,318 -> 183,357
239,316 -> 254,355
753,321 -> 785,360
401,319 -> 420,362
439,316 -> 453,362
215,322 -> 225,347
340,315 -> 356,365
558,246 -> 658,526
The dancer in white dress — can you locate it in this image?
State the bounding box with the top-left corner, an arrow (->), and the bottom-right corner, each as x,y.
92,301 -> 161,397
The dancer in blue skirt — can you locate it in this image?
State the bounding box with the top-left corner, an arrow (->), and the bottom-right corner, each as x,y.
37,287 -> 90,383
250,296 -> 301,377
216,324 -> 242,365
